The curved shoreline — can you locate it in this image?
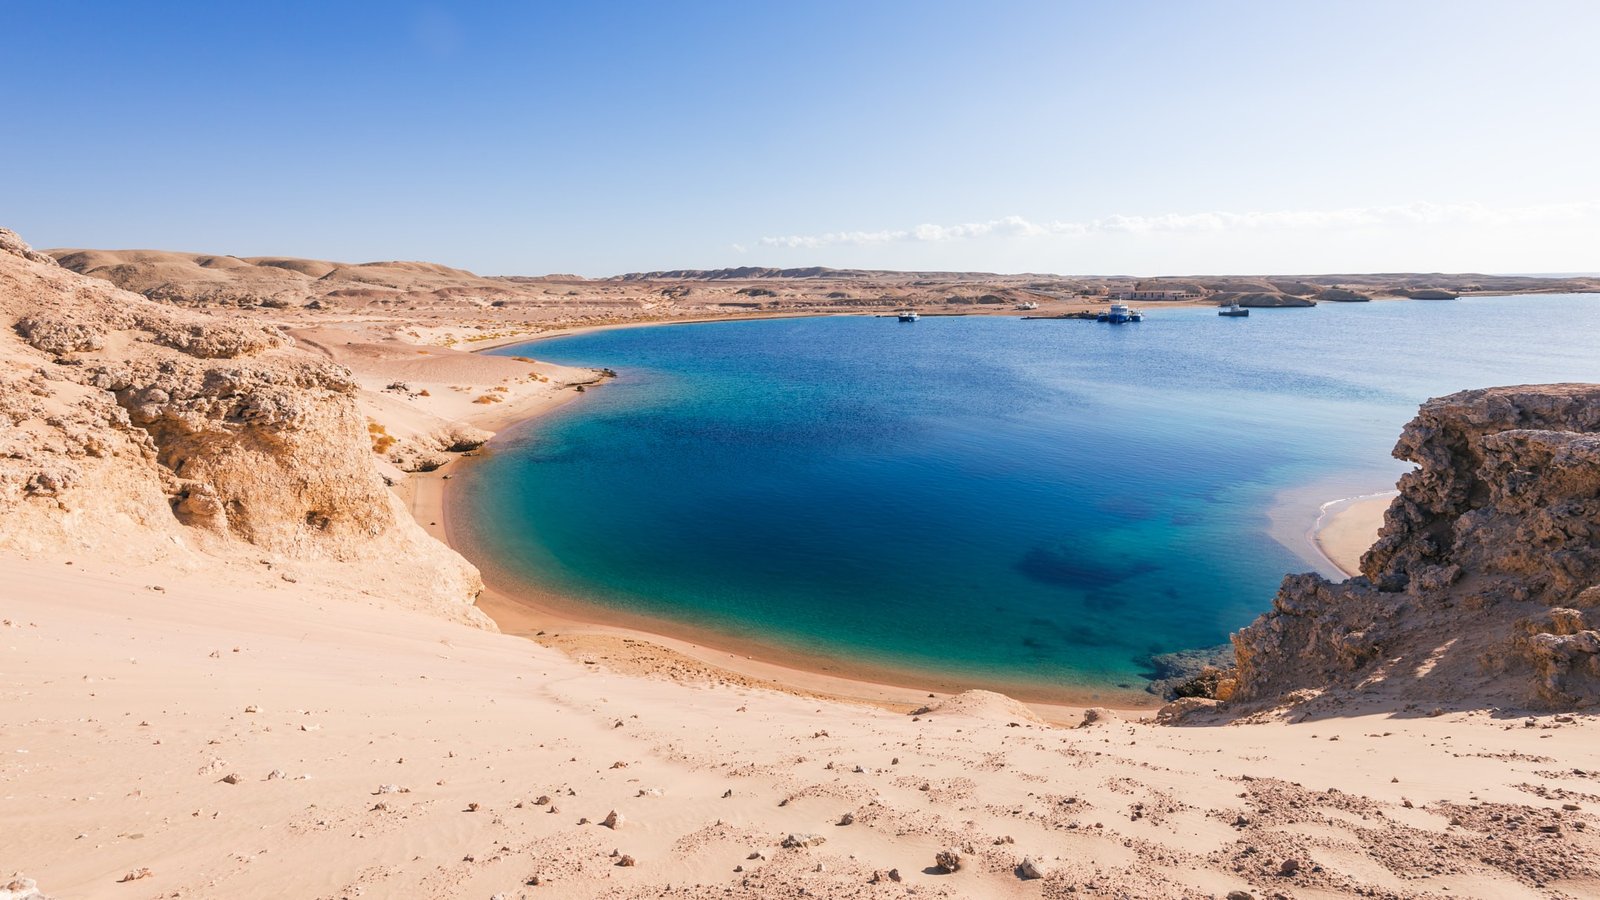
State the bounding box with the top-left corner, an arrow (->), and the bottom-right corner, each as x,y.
413,330 -> 1164,715
432,408 -> 1161,714
409,319 -> 1384,716
1312,491 -> 1396,577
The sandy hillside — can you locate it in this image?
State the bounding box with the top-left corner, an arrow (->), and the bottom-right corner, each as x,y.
8,554 -> 1600,900
3,226 -> 1599,899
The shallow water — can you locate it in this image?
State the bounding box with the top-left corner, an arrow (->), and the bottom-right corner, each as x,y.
458,294 -> 1600,694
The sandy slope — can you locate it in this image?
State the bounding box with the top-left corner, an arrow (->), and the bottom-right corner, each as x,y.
6,554 -> 1599,900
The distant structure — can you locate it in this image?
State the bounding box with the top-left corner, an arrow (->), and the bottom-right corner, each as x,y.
1111,289 -> 1202,301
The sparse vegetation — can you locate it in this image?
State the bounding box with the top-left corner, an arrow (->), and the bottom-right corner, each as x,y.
367,421 -> 397,454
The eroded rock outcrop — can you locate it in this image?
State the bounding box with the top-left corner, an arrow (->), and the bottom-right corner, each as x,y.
0,227 -> 484,624
1234,385 -> 1600,709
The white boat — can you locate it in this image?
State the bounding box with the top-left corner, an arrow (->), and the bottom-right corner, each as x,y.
1218,302 -> 1249,317
1095,303 -> 1143,323
897,310 -> 919,322
1016,301 -> 1039,311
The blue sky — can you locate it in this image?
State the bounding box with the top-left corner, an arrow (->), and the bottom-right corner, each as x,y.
4,1 -> 1597,275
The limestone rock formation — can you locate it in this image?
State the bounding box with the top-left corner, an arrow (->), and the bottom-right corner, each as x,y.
1233,385 -> 1600,709
0,227 -> 484,624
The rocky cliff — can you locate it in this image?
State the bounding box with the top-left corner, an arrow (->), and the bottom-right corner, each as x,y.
1234,385 -> 1600,709
0,228 -> 485,624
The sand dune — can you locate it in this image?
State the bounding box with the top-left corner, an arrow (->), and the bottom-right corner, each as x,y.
9,554 -> 1598,899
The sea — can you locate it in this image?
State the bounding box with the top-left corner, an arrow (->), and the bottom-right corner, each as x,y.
452,294 -> 1600,699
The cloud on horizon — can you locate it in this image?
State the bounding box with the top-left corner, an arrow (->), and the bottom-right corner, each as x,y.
758,201 -> 1600,250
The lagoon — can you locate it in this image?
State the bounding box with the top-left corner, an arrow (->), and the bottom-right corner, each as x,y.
454,294 -> 1600,699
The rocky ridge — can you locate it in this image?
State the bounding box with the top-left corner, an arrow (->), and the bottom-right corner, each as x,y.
0,228 -> 484,623
1233,385 -> 1600,710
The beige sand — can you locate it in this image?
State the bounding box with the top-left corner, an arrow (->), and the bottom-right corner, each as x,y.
9,553 -> 1599,899
1315,493 -> 1397,578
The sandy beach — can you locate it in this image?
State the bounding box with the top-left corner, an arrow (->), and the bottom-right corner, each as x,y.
11,552 -> 1599,899
1313,493 -> 1397,577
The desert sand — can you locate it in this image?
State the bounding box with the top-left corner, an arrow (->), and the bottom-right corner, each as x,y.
1314,493 -> 1397,577
5,229 -> 1599,898
10,553 -> 1600,899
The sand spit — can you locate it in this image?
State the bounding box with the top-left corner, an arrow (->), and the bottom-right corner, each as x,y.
1314,493 -> 1396,577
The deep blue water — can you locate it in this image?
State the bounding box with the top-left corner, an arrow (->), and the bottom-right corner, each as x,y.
458,295 -> 1600,696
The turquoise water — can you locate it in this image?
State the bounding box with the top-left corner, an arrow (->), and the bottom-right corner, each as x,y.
457,294 -> 1600,696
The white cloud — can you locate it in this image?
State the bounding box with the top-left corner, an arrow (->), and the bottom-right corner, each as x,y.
758,201 -> 1600,249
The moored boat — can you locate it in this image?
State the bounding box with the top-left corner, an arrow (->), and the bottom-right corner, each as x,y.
1095,303 -> 1143,323
1218,302 -> 1249,317
897,310 -> 919,322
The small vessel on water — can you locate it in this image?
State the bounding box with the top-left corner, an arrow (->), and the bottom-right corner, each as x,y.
1095,302 -> 1143,323
1218,302 -> 1249,317
897,310 -> 920,322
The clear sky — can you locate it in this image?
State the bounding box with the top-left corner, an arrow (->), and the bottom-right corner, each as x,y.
4,1 -> 1597,276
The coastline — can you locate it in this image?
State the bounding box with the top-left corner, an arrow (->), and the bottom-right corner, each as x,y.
425,435 -> 1160,717
1313,491 -> 1396,577
407,331 -> 1164,715
405,319 -> 1388,716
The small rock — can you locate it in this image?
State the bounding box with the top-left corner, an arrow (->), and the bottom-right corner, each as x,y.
3,876 -> 44,898
614,855 -> 635,867
466,802 -> 480,812
243,705 -> 260,714
1018,857 -> 1045,880
265,769 -> 286,781
535,795 -> 551,805
374,784 -> 409,794
935,848 -> 962,873
602,810 -> 623,829
220,773 -> 241,785
1278,858 -> 1300,876
1227,892 -> 1255,900
117,868 -> 153,883
781,833 -> 826,849
1079,707 -> 1117,727
721,789 -> 733,798
837,813 -> 855,826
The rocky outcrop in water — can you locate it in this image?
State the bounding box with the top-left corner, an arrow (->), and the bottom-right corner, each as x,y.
1233,385 -> 1600,709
